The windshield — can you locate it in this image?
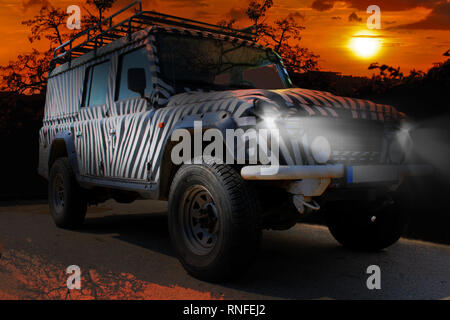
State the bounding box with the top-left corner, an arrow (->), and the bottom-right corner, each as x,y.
156,33 -> 292,90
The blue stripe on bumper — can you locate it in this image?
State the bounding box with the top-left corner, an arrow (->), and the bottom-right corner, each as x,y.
347,166 -> 354,183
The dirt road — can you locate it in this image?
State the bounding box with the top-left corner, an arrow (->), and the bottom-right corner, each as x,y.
0,200 -> 448,300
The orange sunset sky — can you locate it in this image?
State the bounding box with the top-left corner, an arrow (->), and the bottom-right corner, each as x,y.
0,0 -> 449,76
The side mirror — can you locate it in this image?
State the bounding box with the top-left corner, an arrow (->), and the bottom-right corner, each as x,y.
128,68 -> 147,98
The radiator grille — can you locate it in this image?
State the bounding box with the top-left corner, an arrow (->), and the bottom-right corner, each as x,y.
304,118 -> 385,165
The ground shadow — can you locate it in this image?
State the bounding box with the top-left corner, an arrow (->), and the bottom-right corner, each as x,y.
82,211 -> 174,257
77,210 -> 449,300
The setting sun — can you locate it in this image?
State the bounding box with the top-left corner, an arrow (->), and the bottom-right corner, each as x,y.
349,34 -> 382,59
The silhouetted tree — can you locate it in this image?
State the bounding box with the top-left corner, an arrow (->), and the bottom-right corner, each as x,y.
219,0 -> 319,73
83,0 -> 117,30
263,13 -> 304,52
1,4 -> 71,93
217,19 -> 238,29
87,0 -> 115,22
262,13 -> 319,73
0,50 -> 52,94
246,0 -> 273,40
22,5 -> 68,47
280,44 -> 319,73
426,58 -> 450,85
0,1 -> 117,95
369,63 -> 404,80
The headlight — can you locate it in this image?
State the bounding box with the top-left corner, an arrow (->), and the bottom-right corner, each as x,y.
388,130 -> 413,164
389,139 -> 404,164
261,116 -> 277,129
253,100 -> 283,129
311,136 -> 331,164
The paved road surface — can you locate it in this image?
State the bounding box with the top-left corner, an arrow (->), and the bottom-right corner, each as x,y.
0,200 -> 448,300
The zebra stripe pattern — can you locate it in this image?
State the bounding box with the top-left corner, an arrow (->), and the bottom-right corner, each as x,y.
39,25 -> 402,193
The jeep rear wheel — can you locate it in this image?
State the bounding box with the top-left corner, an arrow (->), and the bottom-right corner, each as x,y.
168,161 -> 261,282
325,198 -> 408,251
49,158 -> 87,229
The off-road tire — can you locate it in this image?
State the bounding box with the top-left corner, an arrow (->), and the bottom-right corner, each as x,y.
325,198 -> 408,251
168,161 -> 262,282
48,157 -> 87,229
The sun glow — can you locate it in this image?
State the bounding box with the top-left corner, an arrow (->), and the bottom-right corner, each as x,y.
349,32 -> 382,59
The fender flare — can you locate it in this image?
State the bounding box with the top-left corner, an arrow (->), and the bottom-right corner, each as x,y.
156,110 -> 239,198
49,130 -> 80,177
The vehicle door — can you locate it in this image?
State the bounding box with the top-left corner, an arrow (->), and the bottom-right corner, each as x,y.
109,46 -> 157,181
74,60 -> 111,177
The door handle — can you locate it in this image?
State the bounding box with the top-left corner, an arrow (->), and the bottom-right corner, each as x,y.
110,129 -> 116,135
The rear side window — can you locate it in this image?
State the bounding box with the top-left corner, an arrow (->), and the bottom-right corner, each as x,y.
83,61 -> 110,107
116,47 -> 152,101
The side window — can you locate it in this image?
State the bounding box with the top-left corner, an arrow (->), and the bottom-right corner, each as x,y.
83,61 -> 110,107
116,47 -> 152,101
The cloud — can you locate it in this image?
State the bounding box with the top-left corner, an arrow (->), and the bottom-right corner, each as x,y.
436,41 -> 450,47
348,12 -> 362,22
382,42 -> 403,47
21,0 -> 49,10
22,0 -> 46,5
352,34 -> 389,38
287,12 -> 305,20
216,7 -> 247,25
194,10 -> 214,19
311,0 -> 335,11
227,7 -> 247,21
390,2 -> 450,30
160,0 -> 209,8
311,0 -> 442,12
331,16 -> 342,20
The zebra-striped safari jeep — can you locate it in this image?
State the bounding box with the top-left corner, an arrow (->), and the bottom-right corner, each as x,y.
39,4 -> 432,281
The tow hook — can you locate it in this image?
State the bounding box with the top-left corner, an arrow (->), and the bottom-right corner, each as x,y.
293,195 -> 321,214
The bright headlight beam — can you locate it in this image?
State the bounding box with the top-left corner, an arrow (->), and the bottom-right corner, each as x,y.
388,129 -> 413,164
311,136 -> 331,164
263,116 -> 277,129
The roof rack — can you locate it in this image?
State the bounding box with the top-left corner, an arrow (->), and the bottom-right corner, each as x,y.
51,1 -> 256,70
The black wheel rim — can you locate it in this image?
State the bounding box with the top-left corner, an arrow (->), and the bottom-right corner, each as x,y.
52,173 -> 65,212
180,185 -> 220,255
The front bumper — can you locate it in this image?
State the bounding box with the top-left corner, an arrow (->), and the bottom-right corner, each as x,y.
240,164 -> 434,183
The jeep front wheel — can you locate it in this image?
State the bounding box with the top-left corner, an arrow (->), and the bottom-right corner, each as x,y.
168,162 -> 261,282
325,198 -> 408,251
49,157 -> 87,229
